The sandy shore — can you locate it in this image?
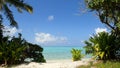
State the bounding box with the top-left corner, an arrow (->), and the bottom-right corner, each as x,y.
10,59 -> 91,68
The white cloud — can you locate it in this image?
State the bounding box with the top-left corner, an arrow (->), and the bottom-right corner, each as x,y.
3,26 -> 22,37
35,32 -> 67,44
80,40 -> 84,43
95,27 -> 107,34
48,15 -> 54,21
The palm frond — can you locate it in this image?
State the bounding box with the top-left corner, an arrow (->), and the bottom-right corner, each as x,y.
3,4 -> 18,28
7,0 -> 33,13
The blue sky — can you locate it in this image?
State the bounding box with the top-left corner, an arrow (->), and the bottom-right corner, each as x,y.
3,0 -> 107,46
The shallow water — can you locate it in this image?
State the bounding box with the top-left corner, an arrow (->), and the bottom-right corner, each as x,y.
42,46 -> 85,60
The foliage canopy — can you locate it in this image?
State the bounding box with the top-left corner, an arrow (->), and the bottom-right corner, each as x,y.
85,0 -> 120,36
0,33 -> 46,65
84,0 -> 120,60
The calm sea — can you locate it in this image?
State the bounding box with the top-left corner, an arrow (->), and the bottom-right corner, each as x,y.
42,46 -> 87,61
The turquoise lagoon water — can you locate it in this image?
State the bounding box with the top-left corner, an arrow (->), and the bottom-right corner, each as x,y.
42,46 -> 86,60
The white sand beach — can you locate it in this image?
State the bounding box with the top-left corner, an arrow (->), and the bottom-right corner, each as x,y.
11,59 -> 91,68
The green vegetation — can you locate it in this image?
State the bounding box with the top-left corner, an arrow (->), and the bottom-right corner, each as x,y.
85,0 -> 120,35
71,48 -> 82,61
82,0 -> 120,67
77,61 -> 120,68
0,33 -> 46,65
0,0 -> 33,27
84,32 -> 117,60
0,0 -> 46,66
24,43 -> 46,62
84,0 -> 120,60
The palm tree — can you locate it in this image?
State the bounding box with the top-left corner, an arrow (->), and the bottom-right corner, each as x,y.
0,0 -> 33,27
0,0 -> 33,44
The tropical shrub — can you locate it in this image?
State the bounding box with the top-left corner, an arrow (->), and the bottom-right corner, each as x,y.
84,32 -> 117,60
24,43 -> 46,62
0,33 -> 46,65
84,0 -> 120,60
71,48 -> 82,61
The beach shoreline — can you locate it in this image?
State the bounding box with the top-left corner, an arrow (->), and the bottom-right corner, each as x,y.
11,58 -> 91,68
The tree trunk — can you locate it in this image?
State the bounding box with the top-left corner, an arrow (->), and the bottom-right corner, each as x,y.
4,59 -> 7,65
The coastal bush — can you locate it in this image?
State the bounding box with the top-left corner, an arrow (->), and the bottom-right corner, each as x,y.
84,32 -> 117,60
0,0 -> 34,66
24,43 -> 46,62
0,33 -> 46,65
71,48 -> 82,61
85,0 -> 120,60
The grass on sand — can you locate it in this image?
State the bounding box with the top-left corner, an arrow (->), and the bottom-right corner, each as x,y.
77,61 -> 120,68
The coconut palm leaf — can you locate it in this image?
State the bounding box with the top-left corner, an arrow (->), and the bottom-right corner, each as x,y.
0,0 -> 33,27
3,4 -> 18,27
